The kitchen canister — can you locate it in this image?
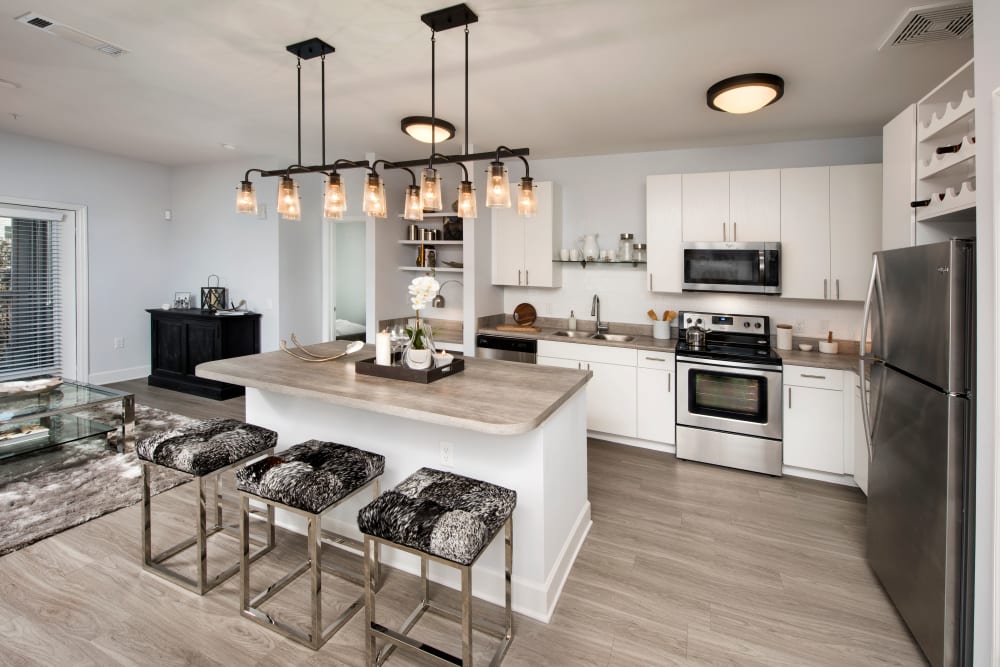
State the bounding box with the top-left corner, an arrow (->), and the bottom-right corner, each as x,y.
407,224 -> 420,241
652,320 -> 671,340
619,233 -> 634,261
776,323 -> 793,350
632,243 -> 647,262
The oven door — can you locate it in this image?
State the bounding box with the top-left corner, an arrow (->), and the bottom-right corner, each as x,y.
682,242 -> 780,294
676,357 -> 783,440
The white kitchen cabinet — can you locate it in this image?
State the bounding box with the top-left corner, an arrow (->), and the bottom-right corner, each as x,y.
783,366 -> 845,474
830,164 -> 881,301
645,174 -> 683,293
682,169 -> 780,242
779,164 -> 881,302
636,351 -> 675,444
537,341 -> 637,438
882,104 -> 917,250
491,181 -> 560,288
853,377 -> 869,495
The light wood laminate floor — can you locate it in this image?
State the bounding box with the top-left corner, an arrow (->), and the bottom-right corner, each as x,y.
0,381 -> 926,666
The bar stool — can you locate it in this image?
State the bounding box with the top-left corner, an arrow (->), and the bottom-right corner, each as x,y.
358,467 -> 516,666
137,418 -> 278,595
235,439 -> 385,650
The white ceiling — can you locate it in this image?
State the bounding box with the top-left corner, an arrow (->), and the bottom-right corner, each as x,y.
0,0 -> 974,167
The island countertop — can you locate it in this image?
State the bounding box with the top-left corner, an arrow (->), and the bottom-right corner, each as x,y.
196,341 -> 592,436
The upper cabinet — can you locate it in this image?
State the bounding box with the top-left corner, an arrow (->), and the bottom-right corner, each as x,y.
646,174 -> 683,293
780,164 -> 881,301
682,169 -> 780,242
492,181 -> 561,288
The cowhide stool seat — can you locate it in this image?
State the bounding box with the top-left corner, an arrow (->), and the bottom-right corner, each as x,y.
136,418 -> 278,595
357,467 -> 517,666
235,439 -> 385,650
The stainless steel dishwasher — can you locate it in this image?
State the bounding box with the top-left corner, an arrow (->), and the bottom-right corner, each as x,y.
475,334 -> 537,364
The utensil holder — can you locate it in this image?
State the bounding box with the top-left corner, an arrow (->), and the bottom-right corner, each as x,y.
652,321 -> 671,340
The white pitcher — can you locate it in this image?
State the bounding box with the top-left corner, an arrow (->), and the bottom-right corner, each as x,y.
581,234 -> 599,261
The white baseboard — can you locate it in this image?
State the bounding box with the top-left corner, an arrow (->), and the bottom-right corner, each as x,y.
589,431 -> 675,453
89,365 -> 149,385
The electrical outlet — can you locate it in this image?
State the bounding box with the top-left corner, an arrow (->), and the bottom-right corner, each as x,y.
439,441 -> 454,467
113,336 -> 125,349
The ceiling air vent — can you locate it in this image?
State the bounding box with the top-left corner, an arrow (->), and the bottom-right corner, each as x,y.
880,3 -> 973,50
14,12 -> 129,57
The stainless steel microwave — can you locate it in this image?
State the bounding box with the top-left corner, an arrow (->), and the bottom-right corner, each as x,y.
682,242 -> 781,294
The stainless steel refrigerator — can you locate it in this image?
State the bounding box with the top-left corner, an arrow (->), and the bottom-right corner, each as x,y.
860,239 -> 975,667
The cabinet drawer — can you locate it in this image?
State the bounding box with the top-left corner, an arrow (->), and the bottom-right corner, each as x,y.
784,365 -> 843,390
537,340 -> 637,366
637,351 -> 674,369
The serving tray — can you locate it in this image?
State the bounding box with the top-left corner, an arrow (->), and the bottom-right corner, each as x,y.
355,353 -> 465,384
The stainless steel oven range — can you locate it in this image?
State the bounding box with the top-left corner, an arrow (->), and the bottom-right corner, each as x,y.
675,311 -> 783,476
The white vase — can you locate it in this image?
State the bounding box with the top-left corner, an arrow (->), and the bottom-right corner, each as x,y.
582,234 -> 599,261
406,348 -> 432,370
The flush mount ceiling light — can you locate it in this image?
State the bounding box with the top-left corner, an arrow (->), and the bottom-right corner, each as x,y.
401,116 -> 456,143
234,4 -> 532,226
707,73 -> 784,114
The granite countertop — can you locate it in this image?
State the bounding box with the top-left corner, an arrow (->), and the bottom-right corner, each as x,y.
196,342 -> 591,436
776,348 -> 861,373
478,324 -> 679,353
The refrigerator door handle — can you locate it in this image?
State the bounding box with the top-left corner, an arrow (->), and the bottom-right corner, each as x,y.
859,358 -> 874,460
859,255 -> 880,460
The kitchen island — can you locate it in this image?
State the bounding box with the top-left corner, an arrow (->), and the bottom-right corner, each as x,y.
197,341 -> 592,622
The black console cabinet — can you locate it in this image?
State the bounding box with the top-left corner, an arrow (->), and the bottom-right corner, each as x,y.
146,309 -> 261,400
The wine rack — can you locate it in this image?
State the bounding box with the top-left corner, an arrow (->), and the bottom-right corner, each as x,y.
914,59 -> 975,223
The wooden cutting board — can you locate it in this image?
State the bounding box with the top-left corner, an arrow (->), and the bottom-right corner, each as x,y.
496,324 -> 542,333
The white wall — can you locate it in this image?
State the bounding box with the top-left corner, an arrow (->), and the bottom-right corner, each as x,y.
0,129 -> 170,383
167,159 -> 282,349
972,0 -> 998,661
505,136 -> 882,339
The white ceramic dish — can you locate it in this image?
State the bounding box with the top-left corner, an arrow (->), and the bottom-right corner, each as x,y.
798,343 -> 814,352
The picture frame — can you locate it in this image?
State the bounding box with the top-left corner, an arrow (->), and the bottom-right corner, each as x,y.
173,292 -> 191,309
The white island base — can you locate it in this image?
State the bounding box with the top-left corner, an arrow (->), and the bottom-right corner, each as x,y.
245,385 -> 591,623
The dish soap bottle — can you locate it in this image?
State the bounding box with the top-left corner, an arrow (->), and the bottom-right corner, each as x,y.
568,310 -> 576,331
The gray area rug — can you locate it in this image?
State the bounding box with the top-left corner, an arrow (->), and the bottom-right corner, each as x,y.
0,404 -> 198,556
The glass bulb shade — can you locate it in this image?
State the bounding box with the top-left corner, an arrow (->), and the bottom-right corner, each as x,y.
324,174 -> 346,219
707,74 -> 784,114
403,185 -> 424,221
400,116 -> 456,144
235,180 -> 257,214
276,177 -> 301,221
457,181 -> 477,219
420,168 -> 443,212
517,177 -> 537,217
485,162 -> 511,208
363,174 -> 387,218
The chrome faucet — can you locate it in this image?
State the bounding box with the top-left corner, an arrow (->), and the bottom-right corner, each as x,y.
591,294 -> 609,333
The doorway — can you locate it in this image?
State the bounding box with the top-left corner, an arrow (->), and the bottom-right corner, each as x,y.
323,219 -> 367,341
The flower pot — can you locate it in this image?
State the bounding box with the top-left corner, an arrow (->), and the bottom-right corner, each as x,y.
406,348 -> 432,370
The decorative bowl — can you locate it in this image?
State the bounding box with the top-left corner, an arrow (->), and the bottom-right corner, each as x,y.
798,343 -> 813,352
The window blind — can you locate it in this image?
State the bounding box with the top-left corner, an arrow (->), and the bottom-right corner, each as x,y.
0,217 -> 62,380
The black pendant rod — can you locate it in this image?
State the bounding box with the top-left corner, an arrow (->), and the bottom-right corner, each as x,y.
429,31 -> 437,170
296,58 -> 302,169
321,53 -> 326,166
257,147 -> 526,179
464,25 -> 469,156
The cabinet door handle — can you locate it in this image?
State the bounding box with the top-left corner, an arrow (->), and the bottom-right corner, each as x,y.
577,362 -> 581,370
525,270 -> 529,286
649,273 -> 653,291
722,222 -> 727,241
823,278 -> 828,299
644,356 -> 666,362
518,269 -> 522,286
668,371 -> 672,393
801,374 -> 827,380
836,279 -> 840,300
732,222 -> 736,241
788,387 -> 792,409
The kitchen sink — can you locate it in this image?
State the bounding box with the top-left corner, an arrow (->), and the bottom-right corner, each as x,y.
591,333 -> 635,342
552,330 -> 593,338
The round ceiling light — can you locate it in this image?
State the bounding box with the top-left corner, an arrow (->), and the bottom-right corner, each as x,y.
707,73 -> 784,114
401,116 -> 457,143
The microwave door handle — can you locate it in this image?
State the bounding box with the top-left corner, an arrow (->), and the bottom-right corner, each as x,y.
759,250 -> 766,285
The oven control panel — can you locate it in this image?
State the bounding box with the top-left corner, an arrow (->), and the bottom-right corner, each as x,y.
680,312 -> 768,334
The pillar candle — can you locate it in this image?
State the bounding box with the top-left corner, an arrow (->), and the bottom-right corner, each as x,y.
375,331 -> 391,365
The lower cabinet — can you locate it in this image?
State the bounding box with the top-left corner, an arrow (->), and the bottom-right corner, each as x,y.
636,351 -> 675,444
537,340 -> 645,440
782,365 -> 846,475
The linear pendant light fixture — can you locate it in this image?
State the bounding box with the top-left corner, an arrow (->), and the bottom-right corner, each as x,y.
707,73 -> 784,114
235,3 -> 532,223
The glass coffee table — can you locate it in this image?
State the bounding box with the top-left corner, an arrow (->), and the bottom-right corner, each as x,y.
0,378 -> 134,460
